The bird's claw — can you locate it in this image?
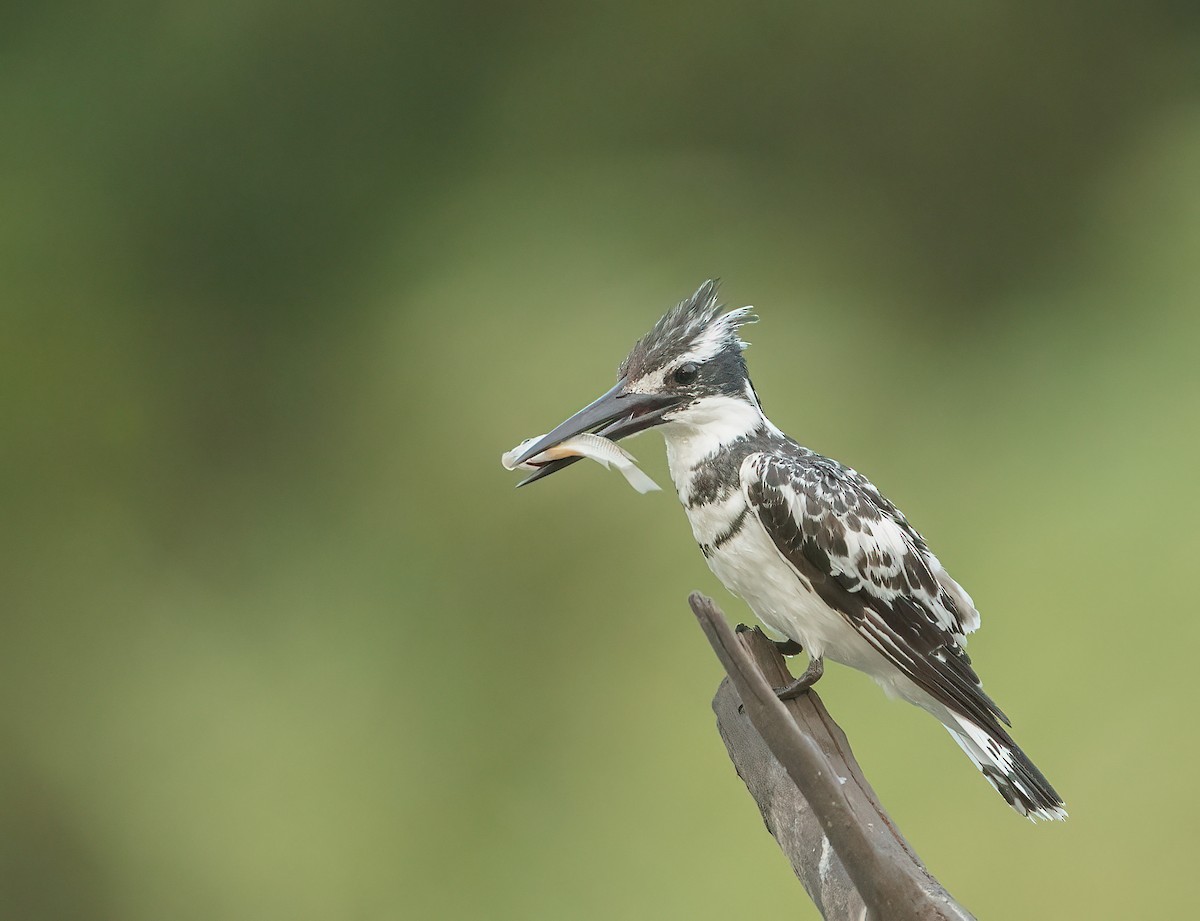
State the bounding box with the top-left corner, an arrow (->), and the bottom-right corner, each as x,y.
774,655 -> 824,700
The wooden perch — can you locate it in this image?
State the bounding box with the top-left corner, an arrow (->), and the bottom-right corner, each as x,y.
689,592 -> 975,921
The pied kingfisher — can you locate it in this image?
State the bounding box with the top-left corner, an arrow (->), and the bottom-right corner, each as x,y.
514,280 -> 1066,821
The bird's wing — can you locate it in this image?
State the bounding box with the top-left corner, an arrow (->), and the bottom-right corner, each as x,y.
743,452 -> 1009,731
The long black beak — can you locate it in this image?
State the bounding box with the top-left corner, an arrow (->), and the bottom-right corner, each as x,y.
513,380 -> 682,487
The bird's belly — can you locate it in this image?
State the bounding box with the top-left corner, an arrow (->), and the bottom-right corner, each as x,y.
704,516 -> 880,671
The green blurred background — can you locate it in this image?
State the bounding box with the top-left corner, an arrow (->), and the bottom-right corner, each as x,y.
3,3 -> 1198,918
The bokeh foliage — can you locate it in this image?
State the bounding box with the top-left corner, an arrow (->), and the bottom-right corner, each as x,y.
3,3 -> 1198,918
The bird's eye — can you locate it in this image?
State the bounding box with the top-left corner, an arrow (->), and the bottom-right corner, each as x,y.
673,362 -> 699,385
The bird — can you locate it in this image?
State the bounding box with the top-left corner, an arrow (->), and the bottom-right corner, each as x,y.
512,280 -> 1066,821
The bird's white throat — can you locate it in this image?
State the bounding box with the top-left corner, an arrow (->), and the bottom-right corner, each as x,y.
660,394 -> 770,488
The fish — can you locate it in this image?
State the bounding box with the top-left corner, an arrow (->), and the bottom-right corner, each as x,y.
501,432 -> 661,494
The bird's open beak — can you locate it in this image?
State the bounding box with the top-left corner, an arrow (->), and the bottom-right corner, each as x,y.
513,380 -> 682,487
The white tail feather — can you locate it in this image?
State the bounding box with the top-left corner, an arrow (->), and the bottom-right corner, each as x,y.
944,714 -> 1067,822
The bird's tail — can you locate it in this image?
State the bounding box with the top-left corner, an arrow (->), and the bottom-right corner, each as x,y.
944,714 -> 1067,821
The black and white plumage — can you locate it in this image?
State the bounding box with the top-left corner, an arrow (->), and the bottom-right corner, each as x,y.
515,281 -> 1066,820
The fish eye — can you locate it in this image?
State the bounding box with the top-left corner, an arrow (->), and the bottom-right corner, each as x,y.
672,362 -> 699,385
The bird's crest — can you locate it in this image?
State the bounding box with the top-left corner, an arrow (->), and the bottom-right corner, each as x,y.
619,280 -> 757,380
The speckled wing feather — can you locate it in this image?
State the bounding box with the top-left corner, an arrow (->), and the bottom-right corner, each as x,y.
744,452 -> 1011,733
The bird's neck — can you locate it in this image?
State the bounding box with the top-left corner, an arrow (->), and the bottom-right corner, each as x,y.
660,393 -> 778,497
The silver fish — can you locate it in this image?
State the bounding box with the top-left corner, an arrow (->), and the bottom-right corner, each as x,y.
502,432 -> 661,494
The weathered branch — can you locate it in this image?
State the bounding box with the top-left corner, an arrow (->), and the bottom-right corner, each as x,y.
689,592 -> 975,921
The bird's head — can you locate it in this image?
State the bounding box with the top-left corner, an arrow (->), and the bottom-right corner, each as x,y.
513,280 -> 761,485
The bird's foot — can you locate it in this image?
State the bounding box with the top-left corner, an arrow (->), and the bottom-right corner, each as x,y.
774,655 -> 824,700
735,624 -> 804,657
